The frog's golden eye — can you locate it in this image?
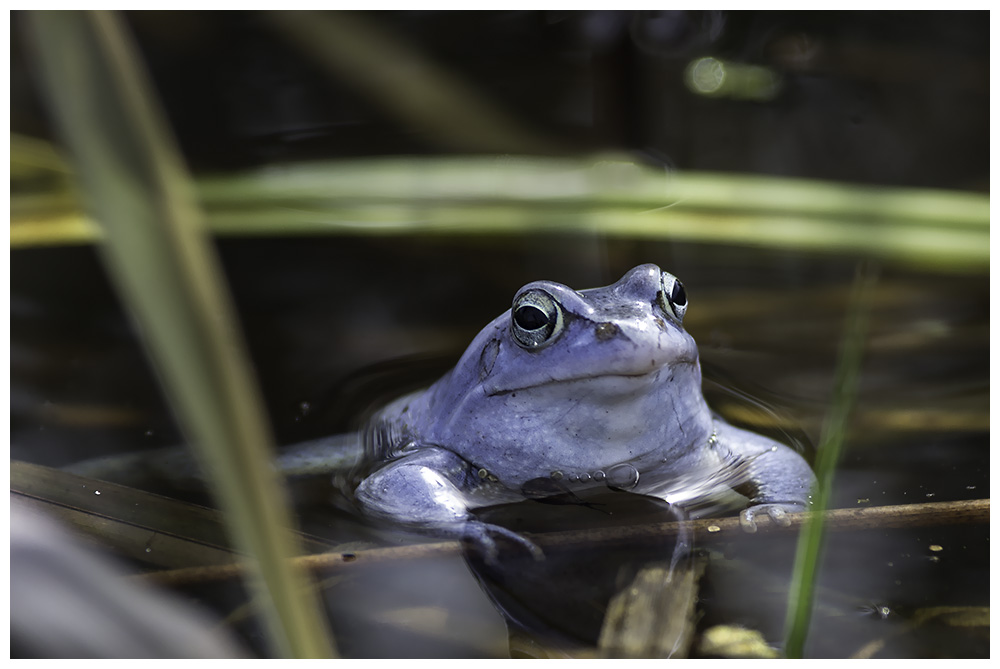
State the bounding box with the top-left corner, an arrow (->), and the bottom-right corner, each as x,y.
658,272 -> 687,322
511,289 -> 564,349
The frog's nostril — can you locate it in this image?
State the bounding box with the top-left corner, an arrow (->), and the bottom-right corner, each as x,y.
595,322 -> 620,341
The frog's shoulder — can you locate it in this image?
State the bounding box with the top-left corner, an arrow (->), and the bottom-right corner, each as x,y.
710,413 -> 795,458
362,389 -> 429,461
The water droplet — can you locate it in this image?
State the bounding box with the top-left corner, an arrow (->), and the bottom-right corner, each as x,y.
707,525 -> 721,533
593,470 -> 606,481
550,470 -> 563,480
606,463 -> 640,490
929,544 -> 943,552
579,473 -> 591,483
477,468 -> 489,479
94,490 -> 101,495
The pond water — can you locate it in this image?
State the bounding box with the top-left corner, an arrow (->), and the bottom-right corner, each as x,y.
10,234 -> 989,657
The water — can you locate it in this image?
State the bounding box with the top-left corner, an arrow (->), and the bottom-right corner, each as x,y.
10,235 -> 988,657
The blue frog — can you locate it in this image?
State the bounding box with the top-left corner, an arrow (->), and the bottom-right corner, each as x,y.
69,264 -> 815,556
344,264 -> 814,553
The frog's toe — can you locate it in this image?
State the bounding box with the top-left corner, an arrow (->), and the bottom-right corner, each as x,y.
463,521 -> 544,564
739,507 -> 761,533
740,503 -> 798,533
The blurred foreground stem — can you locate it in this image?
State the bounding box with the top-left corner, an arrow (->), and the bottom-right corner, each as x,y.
783,263 -> 878,657
26,10 -> 334,658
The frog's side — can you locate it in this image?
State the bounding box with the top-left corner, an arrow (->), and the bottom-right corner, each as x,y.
351,264 -> 815,551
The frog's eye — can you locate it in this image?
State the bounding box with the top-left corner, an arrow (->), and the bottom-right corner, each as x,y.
511,290 -> 564,349
659,272 -> 687,322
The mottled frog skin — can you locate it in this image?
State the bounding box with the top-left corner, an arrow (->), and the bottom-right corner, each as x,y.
351,264 -> 815,551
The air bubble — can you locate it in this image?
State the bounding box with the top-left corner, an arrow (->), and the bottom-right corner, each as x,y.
606,463 -> 640,490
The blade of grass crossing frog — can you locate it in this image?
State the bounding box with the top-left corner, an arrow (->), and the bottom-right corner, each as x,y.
783,262 -> 878,658
25,11 -> 335,658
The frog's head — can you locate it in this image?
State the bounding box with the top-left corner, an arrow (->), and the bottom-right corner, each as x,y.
479,263 -> 697,395
421,264 -> 712,477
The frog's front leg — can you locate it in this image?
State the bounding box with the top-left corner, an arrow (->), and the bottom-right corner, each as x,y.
713,419 -> 816,532
353,447 -> 542,562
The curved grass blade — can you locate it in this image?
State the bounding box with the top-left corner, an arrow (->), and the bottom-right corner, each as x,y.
25,10 -> 335,658
783,262 -> 878,657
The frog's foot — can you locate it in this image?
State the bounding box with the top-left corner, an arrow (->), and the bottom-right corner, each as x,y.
740,502 -> 807,533
462,520 -> 544,565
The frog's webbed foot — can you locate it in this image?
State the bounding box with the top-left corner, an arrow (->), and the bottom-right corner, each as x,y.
462,520 -> 544,565
739,501 -> 808,533
710,419 -> 816,533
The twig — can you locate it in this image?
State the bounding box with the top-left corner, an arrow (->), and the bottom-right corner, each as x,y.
139,498 -> 989,587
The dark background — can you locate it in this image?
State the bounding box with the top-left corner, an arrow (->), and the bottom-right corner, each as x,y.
11,10 -> 989,189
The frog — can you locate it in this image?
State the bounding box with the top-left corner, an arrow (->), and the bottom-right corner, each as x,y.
346,264 -> 815,555
66,264 -> 815,558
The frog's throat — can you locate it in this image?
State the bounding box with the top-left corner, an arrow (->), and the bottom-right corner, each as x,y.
470,423 -> 722,493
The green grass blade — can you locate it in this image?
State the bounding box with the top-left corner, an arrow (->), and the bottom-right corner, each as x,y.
25,10 -> 335,658
11,151 -> 988,273
266,11 -> 563,154
783,263 -> 877,658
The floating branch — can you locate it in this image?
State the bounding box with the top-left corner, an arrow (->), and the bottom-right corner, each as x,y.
140,499 -> 989,587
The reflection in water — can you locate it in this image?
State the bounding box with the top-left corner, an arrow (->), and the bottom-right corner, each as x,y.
463,489 -> 696,657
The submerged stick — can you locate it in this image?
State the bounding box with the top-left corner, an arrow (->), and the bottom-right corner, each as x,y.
140,498 -> 989,587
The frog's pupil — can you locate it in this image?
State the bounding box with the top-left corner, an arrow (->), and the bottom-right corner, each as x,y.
671,282 -> 687,307
515,305 -> 549,330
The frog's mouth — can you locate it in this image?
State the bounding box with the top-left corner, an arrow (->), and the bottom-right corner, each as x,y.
484,359 -> 698,397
